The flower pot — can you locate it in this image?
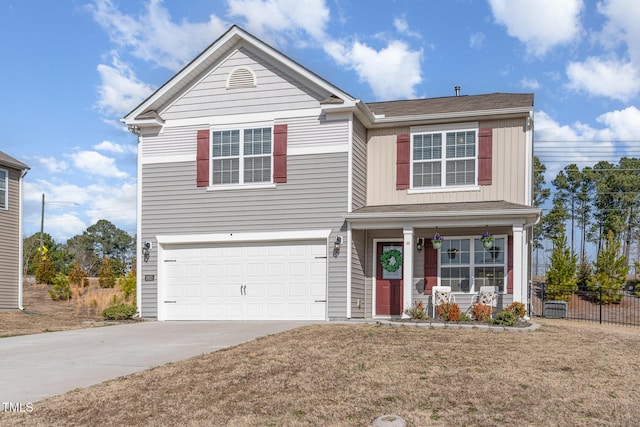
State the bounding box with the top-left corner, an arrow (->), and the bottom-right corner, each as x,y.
482,239 -> 493,250
431,240 -> 442,250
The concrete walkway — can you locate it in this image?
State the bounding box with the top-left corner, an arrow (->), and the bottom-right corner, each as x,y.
0,321 -> 313,403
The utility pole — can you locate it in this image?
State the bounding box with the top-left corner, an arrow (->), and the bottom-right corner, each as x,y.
40,193 -> 45,250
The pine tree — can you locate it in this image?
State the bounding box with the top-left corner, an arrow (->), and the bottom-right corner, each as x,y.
588,231 -> 627,304
98,258 -> 116,288
545,231 -> 577,301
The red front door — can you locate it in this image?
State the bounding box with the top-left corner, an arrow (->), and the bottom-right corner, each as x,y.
376,242 -> 403,316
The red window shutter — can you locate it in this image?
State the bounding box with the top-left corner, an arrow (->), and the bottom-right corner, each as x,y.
273,124 -> 287,183
424,244 -> 438,295
478,127 -> 492,186
396,133 -> 410,190
196,130 -> 209,187
507,235 -> 514,294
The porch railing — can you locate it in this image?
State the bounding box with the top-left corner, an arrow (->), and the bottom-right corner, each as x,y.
528,282 -> 640,327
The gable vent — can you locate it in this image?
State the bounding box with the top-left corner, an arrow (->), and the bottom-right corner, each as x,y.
226,67 -> 256,89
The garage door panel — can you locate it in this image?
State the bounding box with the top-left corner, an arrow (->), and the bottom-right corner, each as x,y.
162,240 -> 327,320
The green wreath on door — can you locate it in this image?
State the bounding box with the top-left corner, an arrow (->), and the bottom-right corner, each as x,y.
380,248 -> 402,273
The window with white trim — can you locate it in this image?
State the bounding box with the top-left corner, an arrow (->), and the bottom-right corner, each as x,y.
412,128 -> 477,188
440,237 -> 506,293
0,169 -> 7,210
211,127 -> 272,185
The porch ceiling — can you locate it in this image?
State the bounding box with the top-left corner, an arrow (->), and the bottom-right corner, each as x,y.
345,200 -> 540,229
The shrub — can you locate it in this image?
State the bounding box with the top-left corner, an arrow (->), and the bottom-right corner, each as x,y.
48,273 -> 71,300
505,302 -> 526,320
68,263 -> 87,287
404,300 -> 428,320
436,302 -> 460,322
459,312 -> 471,322
470,303 -> 493,322
102,304 -> 137,320
98,258 -> 117,288
35,257 -> 56,284
492,310 -> 517,326
119,268 -> 137,304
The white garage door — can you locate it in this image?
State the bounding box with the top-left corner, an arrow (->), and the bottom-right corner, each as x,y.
161,240 -> 327,320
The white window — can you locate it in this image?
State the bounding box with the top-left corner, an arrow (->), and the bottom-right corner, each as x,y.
0,169 -> 7,210
211,127 -> 272,186
412,127 -> 477,189
440,237 -> 506,293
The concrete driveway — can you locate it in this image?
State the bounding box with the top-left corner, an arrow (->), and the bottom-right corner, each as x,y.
0,320 -> 313,403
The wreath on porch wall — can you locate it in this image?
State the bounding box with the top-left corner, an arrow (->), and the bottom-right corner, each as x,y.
380,249 -> 402,273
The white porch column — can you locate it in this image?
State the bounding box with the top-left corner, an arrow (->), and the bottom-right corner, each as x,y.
512,224 -> 524,304
402,226 -> 414,318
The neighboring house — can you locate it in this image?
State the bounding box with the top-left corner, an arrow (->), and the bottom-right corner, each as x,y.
0,151 -> 29,310
123,25 -> 540,321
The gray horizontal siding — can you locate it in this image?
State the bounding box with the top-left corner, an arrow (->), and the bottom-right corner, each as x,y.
162,44 -> 326,120
352,117 -> 367,210
140,152 -> 349,318
0,168 -> 21,309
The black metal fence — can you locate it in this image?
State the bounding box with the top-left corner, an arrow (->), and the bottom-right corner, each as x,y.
528,282 -> 640,327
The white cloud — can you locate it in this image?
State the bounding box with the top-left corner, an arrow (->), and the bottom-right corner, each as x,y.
519,78 -> 541,90
595,105 -> 640,142
566,57 -> 640,102
89,0 -> 226,71
23,179 -> 136,241
597,0 -> 640,64
488,0 -> 583,56
393,17 -> 421,39
324,39 -> 422,100
36,156 -> 68,173
227,0 -> 330,46
94,140 -> 136,155
70,151 -> 130,179
469,32 -> 485,49
96,52 -> 155,117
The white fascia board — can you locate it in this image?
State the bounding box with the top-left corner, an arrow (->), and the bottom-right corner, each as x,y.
161,108 -> 323,129
368,106 -> 533,128
345,208 -> 541,229
156,229 -> 333,245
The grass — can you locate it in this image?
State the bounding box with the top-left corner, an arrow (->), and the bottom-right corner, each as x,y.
2,320 -> 640,426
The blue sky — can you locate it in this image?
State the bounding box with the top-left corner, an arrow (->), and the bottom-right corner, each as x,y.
2,0 -> 640,242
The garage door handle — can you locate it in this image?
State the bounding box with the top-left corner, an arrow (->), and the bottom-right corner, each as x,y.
164,301 -> 177,304
240,285 -> 246,295
314,299 -> 327,303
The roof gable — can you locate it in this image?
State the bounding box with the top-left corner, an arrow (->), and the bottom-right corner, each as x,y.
0,151 -> 29,171
123,25 -> 357,127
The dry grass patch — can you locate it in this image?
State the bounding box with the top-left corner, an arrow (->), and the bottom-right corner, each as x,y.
0,278 -> 131,337
3,321 -> 640,426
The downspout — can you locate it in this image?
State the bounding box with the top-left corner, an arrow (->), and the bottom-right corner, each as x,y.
346,115 -> 354,319
18,168 -> 29,311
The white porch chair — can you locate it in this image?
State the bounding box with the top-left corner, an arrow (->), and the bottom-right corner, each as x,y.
470,285 -> 499,317
432,285 -> 455,318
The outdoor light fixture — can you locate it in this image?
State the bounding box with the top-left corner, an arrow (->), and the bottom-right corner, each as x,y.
416,237 -> 424,252
142,241 -> 152,262
333,236 -> 343,257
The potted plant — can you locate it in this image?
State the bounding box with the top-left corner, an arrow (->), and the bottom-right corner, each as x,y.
480,232 -> 494,249
431,233 -> 444,250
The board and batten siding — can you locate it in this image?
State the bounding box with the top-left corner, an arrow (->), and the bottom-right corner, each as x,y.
140,151 -> 349,319
0,168 -> 21,309
161,43 -> 326,121
366,119 -> 529,206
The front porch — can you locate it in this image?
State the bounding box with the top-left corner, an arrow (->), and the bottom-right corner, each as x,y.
344,201 -> 540,319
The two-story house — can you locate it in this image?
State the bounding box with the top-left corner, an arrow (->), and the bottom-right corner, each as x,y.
0,151 -> 30,310
123,25 -> 540,321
